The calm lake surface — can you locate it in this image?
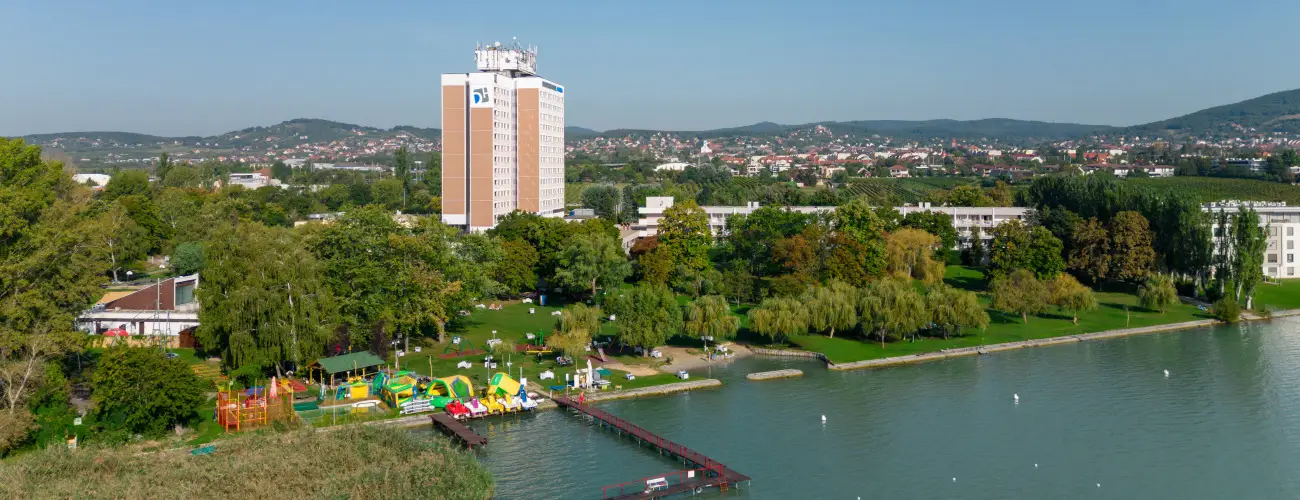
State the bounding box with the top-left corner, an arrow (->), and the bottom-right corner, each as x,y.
449,318 -> 1300,499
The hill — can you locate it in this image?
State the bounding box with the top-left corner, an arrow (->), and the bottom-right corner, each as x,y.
598,118 -> 1110,142
1122,88 -> 1300,137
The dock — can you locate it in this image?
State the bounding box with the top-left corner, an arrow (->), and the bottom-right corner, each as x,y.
429,413 -> 487,449
553,394 -> 750,498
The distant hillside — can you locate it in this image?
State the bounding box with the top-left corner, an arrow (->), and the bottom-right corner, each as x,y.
20,131 -> 196,147
1123,88 -> 1300,136
597,118 -> 1109,142
21,119 -> 440,151
565,126 -> 601,137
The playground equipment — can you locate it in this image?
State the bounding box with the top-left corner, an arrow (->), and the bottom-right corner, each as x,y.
487,372 -> 537,412
377,371 -> 418,408
216,378 -> 295,432
443,336 -> 477,356
428,375 -> 475,400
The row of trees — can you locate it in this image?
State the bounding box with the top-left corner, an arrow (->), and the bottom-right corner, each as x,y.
748,279 -> 988,346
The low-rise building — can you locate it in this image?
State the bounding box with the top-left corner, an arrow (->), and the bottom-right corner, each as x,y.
77,274 -> 201,347
1205,201 -> 1300,279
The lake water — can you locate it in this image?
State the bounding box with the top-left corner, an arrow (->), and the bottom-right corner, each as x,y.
449,318 -> 1300,499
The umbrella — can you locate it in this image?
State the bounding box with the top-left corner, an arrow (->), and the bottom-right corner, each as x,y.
586,359 -> 593,389
269,376 -> 278,398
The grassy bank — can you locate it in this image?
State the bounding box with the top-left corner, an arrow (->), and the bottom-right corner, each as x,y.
1254,279 -> 1300,311
789,266 -> 1213,364
0,426 -> 492,500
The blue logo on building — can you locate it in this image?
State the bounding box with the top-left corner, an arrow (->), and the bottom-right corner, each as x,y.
556,86 -> 563,94
471,87 -> 490,105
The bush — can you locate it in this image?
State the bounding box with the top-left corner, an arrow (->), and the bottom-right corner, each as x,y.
91,347 -> 209,436
171,242 -> 205,275
1213,298 -> 1242,323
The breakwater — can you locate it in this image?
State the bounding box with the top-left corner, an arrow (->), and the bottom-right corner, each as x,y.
746,369 -> 803,381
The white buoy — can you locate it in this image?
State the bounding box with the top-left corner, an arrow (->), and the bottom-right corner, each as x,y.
1013,393 -> 1020,402
952,477 -> 956,482
1097,483 -> 1101,487
821,415 -> 826,422
1164,369 -> 1170,377
1034,463 -> 1038,468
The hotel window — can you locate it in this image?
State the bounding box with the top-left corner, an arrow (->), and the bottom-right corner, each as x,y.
1269,267 -> 1278,276
1290,254 -> 1296,263
1268,254 -> 1278,263
1289,227 -> 1295,236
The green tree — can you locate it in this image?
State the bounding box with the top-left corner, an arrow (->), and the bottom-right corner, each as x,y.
270,160 -> 292,183
636,246 -> 673,286
605,285 -> 681,354
393,146 -> 411,209
0,140 -> 109,450
1026,226 -> 1066,280
925,284 -> 988,339
900,210 -> 958,252
103,170 -> 150,201
683,295 -> 740,342
802,282 -> 857,339
554,233 -> 631,297
171,242 -> 205,275
859,278 -> 927,345
963,226 -> 986,265
1107,211 -> 1155,282
99,202 -> 147,283
155,152 -> 172,182
556,303 -> 602,338
161,165 -> 201,188
1230,208 -> 1268,308
658,200 -> 712,272
1212,297 -> 1242,323
426,153 -> 442,196
492,238 -> 538,295
199,222 -> 338,373
1067,217 -> 1110,286
1047,273 -> 1097,324
372,179 -> 404,210
747,297 -> 809,344
987,219 -> 1031,278
948,184 -> 991,207
1137,273 -> 1179,313
581,184 -> 622,221
991,269 -> 1047,324
90,347 -> 208,436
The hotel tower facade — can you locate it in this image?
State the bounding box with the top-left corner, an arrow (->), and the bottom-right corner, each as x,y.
441,42 -> 565,231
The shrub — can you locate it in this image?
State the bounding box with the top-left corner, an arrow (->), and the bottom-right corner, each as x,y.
1213,298 -> 1242,323
91,347 -> 209,436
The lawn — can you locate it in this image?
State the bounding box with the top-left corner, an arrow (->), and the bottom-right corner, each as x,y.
789,266 -> 1214,364
1253,279 -> 1300,311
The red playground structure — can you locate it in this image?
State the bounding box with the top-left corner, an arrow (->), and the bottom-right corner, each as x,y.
216,378 -> 296,432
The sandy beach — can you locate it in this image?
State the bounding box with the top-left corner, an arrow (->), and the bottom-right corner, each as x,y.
657,343 -> 753,372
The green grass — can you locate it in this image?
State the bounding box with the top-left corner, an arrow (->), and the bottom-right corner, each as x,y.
1254,279 -> 1300,311
789,265 -> 1213,364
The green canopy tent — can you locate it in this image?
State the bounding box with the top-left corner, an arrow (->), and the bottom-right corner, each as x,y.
309,352 -> 386,384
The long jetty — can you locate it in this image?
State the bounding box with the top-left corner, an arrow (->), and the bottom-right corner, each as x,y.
552,394 -> 750,498
429,413 -> 487,449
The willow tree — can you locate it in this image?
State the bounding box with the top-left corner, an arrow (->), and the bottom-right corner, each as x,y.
198,222 -> 338,374
885,228 -> 945,284
925,284 -> 989,339
683,295 -> 740,342
1137,273 -> 1179,314
747,297 -> 808,344
604,285 -> 681,355
859,278 -> 926,345
991,269 -> 1047,324
1048,273 -> 1097,324
802,282 -> 857,339
548,303 -> 601,359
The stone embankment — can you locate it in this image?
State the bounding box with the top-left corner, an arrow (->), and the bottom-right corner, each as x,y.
746,369 -> 803,381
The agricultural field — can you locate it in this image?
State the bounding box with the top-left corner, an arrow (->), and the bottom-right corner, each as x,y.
842,177 -> 975,203
1125,177 -> 1300,205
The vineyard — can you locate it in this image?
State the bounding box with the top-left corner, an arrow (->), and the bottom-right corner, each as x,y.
1125,177 -> 1300,205
842,177 -> 974,203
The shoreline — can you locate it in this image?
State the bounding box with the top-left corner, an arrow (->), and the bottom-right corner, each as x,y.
755,310 -> 1300,372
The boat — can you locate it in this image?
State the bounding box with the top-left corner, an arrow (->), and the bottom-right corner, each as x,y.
465,398 -> 489,417
444,400 -> 471,420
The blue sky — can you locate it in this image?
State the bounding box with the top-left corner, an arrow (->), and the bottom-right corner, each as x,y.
4,0 -> 1299,136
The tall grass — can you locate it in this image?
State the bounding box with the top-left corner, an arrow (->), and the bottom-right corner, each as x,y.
0,426 -> 492,499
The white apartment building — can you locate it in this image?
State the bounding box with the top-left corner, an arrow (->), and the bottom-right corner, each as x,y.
1206,201 -> 1300,279
442,42 -> 565,231
630,198 -> 1030,249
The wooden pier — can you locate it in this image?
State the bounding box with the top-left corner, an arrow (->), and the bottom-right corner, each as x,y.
429,413 -> 487,449
552,394 -> 750,498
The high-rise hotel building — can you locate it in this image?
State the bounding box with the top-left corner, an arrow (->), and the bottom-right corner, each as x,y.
441,42 -> 565,231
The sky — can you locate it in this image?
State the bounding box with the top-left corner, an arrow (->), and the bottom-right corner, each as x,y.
4,0 -> 1300,137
